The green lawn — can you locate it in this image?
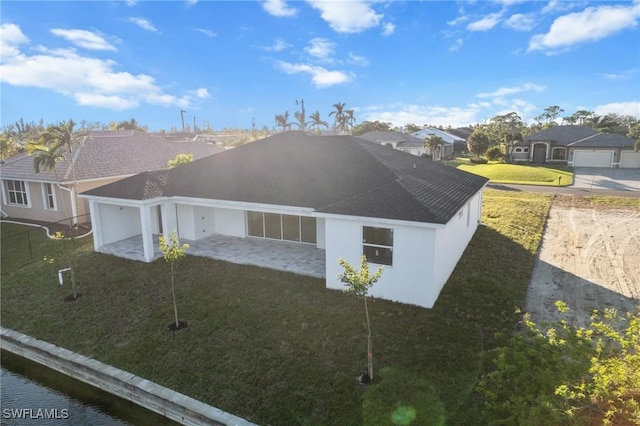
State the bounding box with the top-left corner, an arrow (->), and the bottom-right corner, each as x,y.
448,158 -> 573,186
1,190 -> 552,425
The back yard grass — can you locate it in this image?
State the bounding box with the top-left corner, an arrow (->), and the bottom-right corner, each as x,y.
448,158 -> 573,186
1,189 -> 552,425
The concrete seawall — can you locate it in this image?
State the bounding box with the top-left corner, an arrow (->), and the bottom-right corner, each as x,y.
1,327 -> 256,426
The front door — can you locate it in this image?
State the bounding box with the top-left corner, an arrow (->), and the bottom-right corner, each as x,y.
532,144 -> 546,163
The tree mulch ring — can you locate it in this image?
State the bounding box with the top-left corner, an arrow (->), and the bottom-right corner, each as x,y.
168,320 -> 188,331
63,294 -> 81,302
358,372 -> 372,385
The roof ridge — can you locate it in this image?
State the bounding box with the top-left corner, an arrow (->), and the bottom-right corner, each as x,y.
567,132 -> 602,146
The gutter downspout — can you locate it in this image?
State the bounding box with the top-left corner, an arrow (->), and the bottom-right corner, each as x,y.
57,184 -> 78,225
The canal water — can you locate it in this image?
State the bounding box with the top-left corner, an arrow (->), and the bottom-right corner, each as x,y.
1,351 -> 180,425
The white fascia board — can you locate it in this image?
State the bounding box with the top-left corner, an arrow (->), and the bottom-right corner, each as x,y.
170,196 -> 316,214
312,211 -> 446,229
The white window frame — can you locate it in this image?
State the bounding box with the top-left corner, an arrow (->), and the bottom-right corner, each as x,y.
41,182 -> 57,211
3,179 -> 31,208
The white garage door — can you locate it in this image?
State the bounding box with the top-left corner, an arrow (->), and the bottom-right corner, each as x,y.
620,150 -> 640,168
573,150 -> 613,167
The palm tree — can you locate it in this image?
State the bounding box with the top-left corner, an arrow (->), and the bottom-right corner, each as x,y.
294,111 -> 306,130
424,135 -> 444,160
40,120 -> 85,224
275,111 -> 291,131
345,109 -> 356,134
26,141 -> 79,300
306,111 -> 329,134
329,102 -> 347,134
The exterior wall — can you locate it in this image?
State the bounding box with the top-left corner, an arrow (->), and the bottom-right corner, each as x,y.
193,206 -> 217,239
324,216 -> 439,308
213,207 -> 245,237
1,180 -> 73,223
432,191 -> 482,291
97,203 -> 141,245
176,204 -> 196,240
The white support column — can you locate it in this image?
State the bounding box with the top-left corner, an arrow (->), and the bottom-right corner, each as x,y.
140,205 -> 155,262
88,201 -> 103,251
161,202 -> 178,238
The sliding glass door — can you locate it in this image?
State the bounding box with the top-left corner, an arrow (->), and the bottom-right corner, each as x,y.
247,211 -> 316,244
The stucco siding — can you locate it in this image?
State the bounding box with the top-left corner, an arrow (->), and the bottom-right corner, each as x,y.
1,180 -> 72,223
177,204 -> 196,240
433,191 -> 482,293
213,207 -> 246,237
324,217 -> 439,308
193,206 -> 217,239
98,203 -> 141,245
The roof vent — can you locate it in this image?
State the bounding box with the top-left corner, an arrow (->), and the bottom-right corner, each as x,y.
413,163 -> 416,168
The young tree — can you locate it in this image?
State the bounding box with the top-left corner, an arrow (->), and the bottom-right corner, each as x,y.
338,255 -> 384,383
167,153 -> 193,168
27,142 -> 79,300
159,230 -> 189,330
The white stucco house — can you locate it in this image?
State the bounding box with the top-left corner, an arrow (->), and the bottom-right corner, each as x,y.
357,131 -> 427,157
0,130 -> 222,224
80,131 -> 488,309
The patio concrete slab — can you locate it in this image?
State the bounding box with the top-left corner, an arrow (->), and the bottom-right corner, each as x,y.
98,234 -> 326,278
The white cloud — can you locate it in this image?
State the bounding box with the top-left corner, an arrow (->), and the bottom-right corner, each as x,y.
195,28 -> 216,38
504,13 -> 536,31
477,82 -> 546,99
0,25 -> 203,111
529,3 -> 640,53
51,28 -> 117,51
263,0 -> 297,17
304,38 -> 335,62
467,12 -> 504,31
277,61 -> 353,88
128,17 -> 158,32
594,101 -> 640,118
599,68 -> 640,80
381,22 -> 395,36
264,38 -> 290,52
125,0 -> 137,6
449,38 -> 463,52
347,52 -> 369,67
0,23 -> 30,58
361,103 -> 483,128
306,0 -> 382,33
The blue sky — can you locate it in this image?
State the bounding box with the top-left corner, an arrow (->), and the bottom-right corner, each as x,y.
1,0 -> 639,132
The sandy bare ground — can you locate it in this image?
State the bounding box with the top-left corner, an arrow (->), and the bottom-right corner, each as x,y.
525,197 -> 640,327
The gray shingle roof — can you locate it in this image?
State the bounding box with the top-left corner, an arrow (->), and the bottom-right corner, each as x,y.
1,130 -> 222,183
83,131 -> 488,224
523,125 -> 599,145
568,132 -> 636,148
358,131 -> 425,146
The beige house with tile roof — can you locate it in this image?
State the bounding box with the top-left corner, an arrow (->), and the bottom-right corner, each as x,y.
0,130 -> 222,223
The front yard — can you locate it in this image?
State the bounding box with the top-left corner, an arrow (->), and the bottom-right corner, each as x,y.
449,158 -> 573,186
1,189 -> 551,425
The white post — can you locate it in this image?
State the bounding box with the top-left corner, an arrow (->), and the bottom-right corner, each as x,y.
88,201 -> 102,251
140,205 -> 155,262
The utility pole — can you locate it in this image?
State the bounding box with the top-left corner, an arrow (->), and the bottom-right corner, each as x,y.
295,99 -> 305,130
193,116 -> 196,133
180,110 -> 186,132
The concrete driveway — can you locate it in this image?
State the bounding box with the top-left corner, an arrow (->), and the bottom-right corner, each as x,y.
572,167 -> 640,191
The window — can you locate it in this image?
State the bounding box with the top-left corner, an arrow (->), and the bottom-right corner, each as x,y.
363,226 -> 393,266
552,147 -> 567,160
523,147 -> 530,153
42,183 -> 56,210
5,180 -> 30,207
514,147 -> 523,153
247,211 -> 316,244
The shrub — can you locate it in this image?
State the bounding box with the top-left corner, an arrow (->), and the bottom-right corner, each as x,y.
470,157 -> 488,164
476,303 -> 640,425
485,146 -> 504,161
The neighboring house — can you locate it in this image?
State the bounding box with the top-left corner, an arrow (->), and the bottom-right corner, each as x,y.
513,126 -> 640,168
357,131 -> 426,157
412,128 -> 464,159
80,131 -> 488,309
0,130 -> 222,223
447,127 -> 473,154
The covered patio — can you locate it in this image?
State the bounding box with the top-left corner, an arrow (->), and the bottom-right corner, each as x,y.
97,233 -> 326,279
